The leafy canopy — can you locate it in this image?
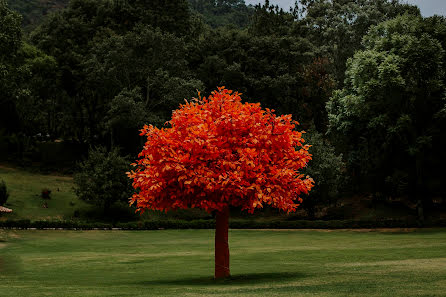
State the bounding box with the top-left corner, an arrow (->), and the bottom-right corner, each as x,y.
129,87 -> 314,214
326,14 -> 446,199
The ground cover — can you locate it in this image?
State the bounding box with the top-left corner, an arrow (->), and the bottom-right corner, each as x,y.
0,229 -> 445,296
0,165 -> 86,221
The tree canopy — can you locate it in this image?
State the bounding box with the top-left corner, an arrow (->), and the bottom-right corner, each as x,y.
129,87 -> 314,214
327,14 -> 446,218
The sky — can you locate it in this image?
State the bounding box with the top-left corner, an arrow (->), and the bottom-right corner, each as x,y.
244,0 -> 446,17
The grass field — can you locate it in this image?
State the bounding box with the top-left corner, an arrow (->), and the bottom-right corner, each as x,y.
0,165 -> 87,221
1,229 -> 445,297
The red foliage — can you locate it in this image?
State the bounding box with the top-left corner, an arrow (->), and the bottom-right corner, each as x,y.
128,87 -> 313,214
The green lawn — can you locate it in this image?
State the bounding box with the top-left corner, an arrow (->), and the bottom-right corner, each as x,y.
0,165 -> 87,221
1,229 -> 445,297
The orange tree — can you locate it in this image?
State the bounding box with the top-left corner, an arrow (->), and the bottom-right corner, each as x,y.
128,87 -> 313,279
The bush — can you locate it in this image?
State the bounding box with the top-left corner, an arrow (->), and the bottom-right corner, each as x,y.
74,147 -> 133,213
0,179 -> 9,206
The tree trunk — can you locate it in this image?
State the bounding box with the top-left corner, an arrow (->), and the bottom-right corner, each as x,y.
215,206 -> 230,279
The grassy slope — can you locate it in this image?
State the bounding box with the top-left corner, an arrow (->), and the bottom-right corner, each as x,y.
0,229 -> 445,296
0,166 -> 89,221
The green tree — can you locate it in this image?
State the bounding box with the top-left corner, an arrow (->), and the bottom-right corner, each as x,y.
302,130 -> 344,219
249,0 -> 296,36
327,14 -> 446,220
189,0 -> 254,28
30,0 -> 201,145
85,25 -> 192,99
6,0 -> 69,31
0,0 -> 22,132
86,25 -> 203,148
105,88 -> 147,151
298,0 -> 420,85
74,147 -> 132,213
14,43 -> 62,137
192,24 -> 335,131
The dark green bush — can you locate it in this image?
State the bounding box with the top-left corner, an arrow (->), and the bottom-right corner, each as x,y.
0,179 -> 9,206
74,147 -> 133,214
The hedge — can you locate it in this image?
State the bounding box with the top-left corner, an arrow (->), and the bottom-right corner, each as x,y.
0,219 -> 445,230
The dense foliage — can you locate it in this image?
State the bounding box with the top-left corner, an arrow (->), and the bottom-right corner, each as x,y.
327,14 -> 446,219
301,131 -> 344,219
6,0 -> 69,30
189,0 -> 254,28
129,87 -> 313,213
74,147 -> 132,212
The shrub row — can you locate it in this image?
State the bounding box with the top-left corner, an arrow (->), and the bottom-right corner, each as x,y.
0,219 -> 446,230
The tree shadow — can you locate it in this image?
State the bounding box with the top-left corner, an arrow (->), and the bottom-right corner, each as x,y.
134,271 -> 306,286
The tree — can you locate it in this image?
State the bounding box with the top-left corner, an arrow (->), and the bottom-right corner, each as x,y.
128,87 -> 314,278
6,0 -> 69,31
29,0 -> 201,145
326,15 -> 446,219
74,147 -> 133,213
13,42 -> 62,137
297,0 -> 420,85
249,0 -> 296,37
105,88 -> 147,152
302,130 -> 344,219
0,0 -> 22,132
192,26 -> 319,129
188,0 -> 254,28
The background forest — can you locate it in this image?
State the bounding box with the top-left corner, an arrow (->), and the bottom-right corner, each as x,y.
1,0 -> 446,224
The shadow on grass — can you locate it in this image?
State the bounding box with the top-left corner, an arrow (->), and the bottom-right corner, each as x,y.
0,255 -> 22,275
135,272 -> 306,286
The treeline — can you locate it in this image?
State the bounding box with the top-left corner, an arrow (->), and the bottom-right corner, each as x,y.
1,0 -> 445,220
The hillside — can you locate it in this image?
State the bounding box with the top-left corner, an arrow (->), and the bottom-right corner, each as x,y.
7,0 -> 69,30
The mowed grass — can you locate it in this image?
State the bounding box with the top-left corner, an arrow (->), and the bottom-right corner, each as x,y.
0,166 -> 88,221
0,229 -> 445,297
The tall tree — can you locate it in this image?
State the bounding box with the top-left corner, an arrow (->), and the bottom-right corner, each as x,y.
27,0 -> 204,146
0,0 -> 22,131
298,0 -> 420,85
192,26 -> 326,130
249,0 -> 296,36
129,87 -> 313,278
327,14 -> 446,219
